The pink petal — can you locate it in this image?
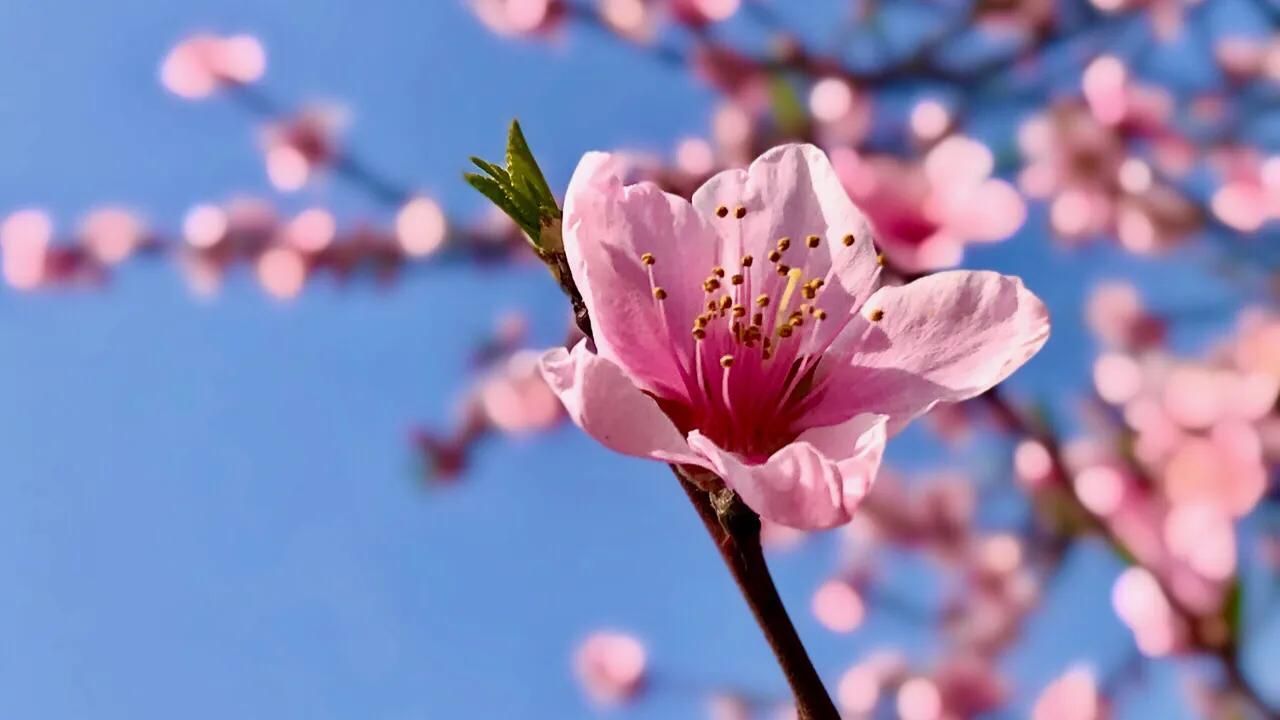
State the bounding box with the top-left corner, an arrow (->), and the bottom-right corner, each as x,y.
563,152 -> 721,399
539,341 -> 704,465
691,144 -> 882,353
688,413 -> 887,529
812,271 -> 1049,432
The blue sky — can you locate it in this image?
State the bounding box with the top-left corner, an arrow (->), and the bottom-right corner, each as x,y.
0,1 -> 1271,718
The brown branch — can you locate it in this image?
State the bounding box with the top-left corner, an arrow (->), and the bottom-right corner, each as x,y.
675,467 -> 839,720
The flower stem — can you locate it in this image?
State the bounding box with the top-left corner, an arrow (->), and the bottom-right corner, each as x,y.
675,468 -> 840,720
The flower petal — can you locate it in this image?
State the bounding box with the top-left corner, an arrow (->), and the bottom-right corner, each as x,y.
809,270 -> 1050,432
563,152 -> 721,400
688,413 -> 887,529
692,144 -> 882,353
539,341 -> 704,465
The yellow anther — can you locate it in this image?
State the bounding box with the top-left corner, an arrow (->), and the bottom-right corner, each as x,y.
703,278 -> 721,292
731,274 -> 744,285
713,266 -> 726,278
734,206 -> 747,219
869,308 -> 885,322
694,315 -> 709,329
707,299 -> 719,312
777,326 -> 793,338
732,304 -> 747,318
815,309 -> 828,320
806,234 -> 821,248
719,296 -> 732,311
801,286 -> 816,300
876,253 -> 887,267
640,252 -> 655,265
842,233 -> 855,247
715,205 -> 729,218
755,294 -> 770,308
652,287 -> 667,300
776,237 -> 791,252
720,355 -> 735,368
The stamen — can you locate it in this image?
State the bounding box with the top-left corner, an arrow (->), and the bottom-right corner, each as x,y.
733,206 -> 747,219
703,278 -> 721,292
640,252 -> 655,265
652,287 -> 667,300
876,253 -> 887,267
752,312 -> 764,326
842,233 -> 855,247
719,296 -> 732,312
720,355 -> 734,369
715,205 -> 729,218
774,267 -> 804,326
741,255 -> 754,267
767,250 -> 782,263
776,264 -> 791,276
869,308 -> 885,322
712,266 -> 726,278
776,237 -> 791,252
814,309 -> 828,320
755,294 -> 770,308
806,234 -> 820,248
731,304 -> 747,318
731,274 -> 744,286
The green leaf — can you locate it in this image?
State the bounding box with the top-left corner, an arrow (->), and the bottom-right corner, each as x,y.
470,156 -> 511,185
506,120 -> 557,213
464,173 -> 537,237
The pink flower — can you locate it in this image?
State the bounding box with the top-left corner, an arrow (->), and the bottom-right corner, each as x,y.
159,33 -> 265,100
1032,665 -> 1105,720
260,108 -> 343,192
832,140 -> 1026,272
540,144 -> 1049,529
572,631 -> 647,705
470,0 -> 564,36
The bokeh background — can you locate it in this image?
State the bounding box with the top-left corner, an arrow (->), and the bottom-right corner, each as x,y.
2,1 -> 1278,718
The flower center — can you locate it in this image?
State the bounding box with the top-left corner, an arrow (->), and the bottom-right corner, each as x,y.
639,212 -> 878,459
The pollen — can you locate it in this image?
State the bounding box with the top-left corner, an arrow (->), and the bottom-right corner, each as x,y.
640,252 -> 655,265
842,233 -> 855,246
720,355 -> 735,368
869,308 -> 885,322
715,205 -> 729,218
876,253 -> 887,267
806,234 -> 820,248
734,206 -> 747,219
652,287 -> 667,300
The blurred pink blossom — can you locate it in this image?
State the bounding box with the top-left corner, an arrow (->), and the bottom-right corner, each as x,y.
260,107 -> 343,192
1032,665 -> 1105,720
471,0 -> 565,36
573,630 -> 647,705
1,209 -> 52,290
160,33 -> 265,99
1085,281 -> 1164,351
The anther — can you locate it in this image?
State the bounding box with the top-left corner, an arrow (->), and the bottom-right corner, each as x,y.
652,287 -> 667,300
776,264 -> 791,276
777,326 -> 793,338
869,308 -> 885,322
876,253 -> 887,267
767,250 -> 782,263
801,286 -> 816,300
703,278 -> 721,292
715,205 -> 729,218
733,206 -> 747,219
755,294 -> 770,308
692,328 -> 706,340
707,299 -> 718,312
732,304 -> 747,318
712,266 -> 726,278
731,274 -> 744,285
752,312 -> 764,326
806,234 -> 820,248
741,255 -> 754,267
776,237 -> 791,252
842,233 -> 855,247
720,355 -> 735,368
719,296 -> 732,311
640,252 -> 655,265
815,309 -> 828,320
